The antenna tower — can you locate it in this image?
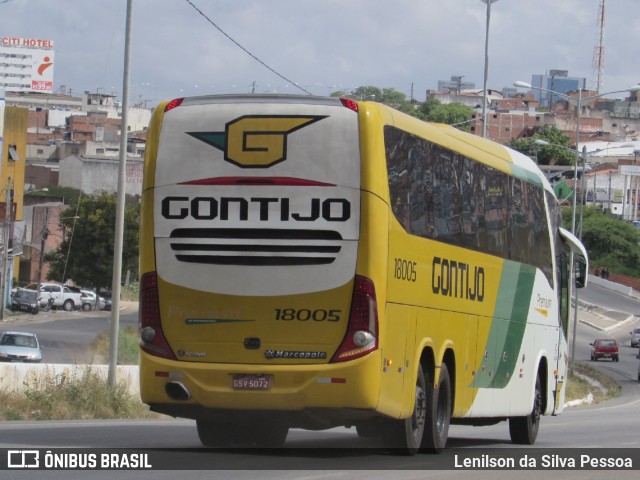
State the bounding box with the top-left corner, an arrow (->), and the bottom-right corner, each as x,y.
591,0 -> 605,94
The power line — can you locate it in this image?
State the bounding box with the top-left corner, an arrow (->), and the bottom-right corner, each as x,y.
184,0 -> 311,95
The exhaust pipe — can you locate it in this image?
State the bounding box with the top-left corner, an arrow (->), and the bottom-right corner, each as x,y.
165,381 -> 191,401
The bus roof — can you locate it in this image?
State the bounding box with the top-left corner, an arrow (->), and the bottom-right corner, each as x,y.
154,94 -> 554,196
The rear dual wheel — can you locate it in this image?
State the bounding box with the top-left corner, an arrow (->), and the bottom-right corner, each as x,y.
386,363 -> 451,454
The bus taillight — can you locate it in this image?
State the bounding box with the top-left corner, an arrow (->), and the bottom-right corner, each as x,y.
331,275 -> 378,363
139,272 -> 176,360
340,98 -> 359,112
164,98 -> 184,112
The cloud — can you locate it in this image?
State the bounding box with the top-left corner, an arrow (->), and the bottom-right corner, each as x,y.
2,0 -> 638,105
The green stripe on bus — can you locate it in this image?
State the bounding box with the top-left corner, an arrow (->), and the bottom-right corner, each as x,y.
471,261 -> 535,389
491,263 -> 535,388
510,164 -> 543,188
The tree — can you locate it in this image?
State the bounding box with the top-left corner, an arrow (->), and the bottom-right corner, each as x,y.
415,98 -> 442,119
509,126 -> 576,166
330,86 -> 416,113
331,86 -> 381,101
414,98 -> 474,131
561,206 -> 640,277
43,192 -> 139,291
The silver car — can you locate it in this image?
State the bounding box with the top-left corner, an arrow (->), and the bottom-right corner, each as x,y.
630,327 -> 640,348
0,331 -> 42,363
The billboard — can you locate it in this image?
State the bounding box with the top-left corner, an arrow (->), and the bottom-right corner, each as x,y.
0,37 -> 55,93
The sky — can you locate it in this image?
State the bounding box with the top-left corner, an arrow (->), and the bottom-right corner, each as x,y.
2,0 -> 639,108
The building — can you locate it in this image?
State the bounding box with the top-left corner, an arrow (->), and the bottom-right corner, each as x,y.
437,76 -> 475,94
426,88 -> 504,110
530,70 -> 586,109
0,101 -> 28,306
59,155 -> 143,196
19,201 -> 68,288
0,36 -> 55,94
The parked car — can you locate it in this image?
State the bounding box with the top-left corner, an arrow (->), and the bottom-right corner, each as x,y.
102,296 -> 112,311
0,331 -> 42,363
82,289 -> 103,310
10,289 -> 40,314
630,327 -> 640,348
26,282 -> 83,312
590,338 -> 619,362
66,286 -> 99,311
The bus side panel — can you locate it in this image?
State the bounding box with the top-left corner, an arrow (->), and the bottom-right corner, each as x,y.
413,310 -> 477,418
377,303 -> 412,418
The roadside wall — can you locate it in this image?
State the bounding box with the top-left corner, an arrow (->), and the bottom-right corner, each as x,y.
588,273 -> 637,298
0,363 -> 140,396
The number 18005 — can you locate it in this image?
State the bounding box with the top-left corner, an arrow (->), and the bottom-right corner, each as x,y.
394,258 -> 417,282
275,308 -> 341,322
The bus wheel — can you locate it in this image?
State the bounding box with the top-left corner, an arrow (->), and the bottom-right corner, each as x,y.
385,364 -> 427,455
509,375 -> 542,445
421,362 -> 451,453
196,420 -> 233,447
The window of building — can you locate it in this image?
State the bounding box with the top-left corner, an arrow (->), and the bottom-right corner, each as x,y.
8,145 -> 18,162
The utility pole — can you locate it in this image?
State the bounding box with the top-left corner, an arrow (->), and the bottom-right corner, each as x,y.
108,0 -> 133,387
36,208 -> 49,293
480,0 -> 499,138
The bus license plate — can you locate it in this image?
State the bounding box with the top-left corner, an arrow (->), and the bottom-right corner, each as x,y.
232,374 -> 272,390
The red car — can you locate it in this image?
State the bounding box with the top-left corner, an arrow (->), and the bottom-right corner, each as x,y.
590,338 -> 619,362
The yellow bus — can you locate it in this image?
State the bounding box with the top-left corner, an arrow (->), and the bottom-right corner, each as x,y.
139,95 -> 588,453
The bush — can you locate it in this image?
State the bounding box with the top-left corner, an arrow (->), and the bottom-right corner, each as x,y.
0,366 -> 156,421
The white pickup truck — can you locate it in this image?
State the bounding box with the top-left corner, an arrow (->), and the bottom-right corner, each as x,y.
36,283 -> 83,311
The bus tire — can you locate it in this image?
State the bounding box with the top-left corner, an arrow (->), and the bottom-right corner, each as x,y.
385,364 -> 427,455
196,420 -> 233,447
509,374 -> 542,445
421,362 -> 451,453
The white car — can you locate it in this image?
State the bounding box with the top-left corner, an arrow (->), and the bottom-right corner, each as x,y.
80,289 -> 105,311
0,331 -> 42,363
630,327 -> 640,348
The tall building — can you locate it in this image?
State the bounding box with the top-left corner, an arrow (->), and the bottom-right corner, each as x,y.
531,70 -> 585,108
0,36 -> 55,93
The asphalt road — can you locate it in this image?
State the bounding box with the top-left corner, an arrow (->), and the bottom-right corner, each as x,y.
0,303 -> 138,364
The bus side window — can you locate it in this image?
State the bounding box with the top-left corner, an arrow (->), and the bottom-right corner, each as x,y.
575,254 -> 587,288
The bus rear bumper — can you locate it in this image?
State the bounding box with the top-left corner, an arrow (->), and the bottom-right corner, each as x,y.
140,351 -> 384,423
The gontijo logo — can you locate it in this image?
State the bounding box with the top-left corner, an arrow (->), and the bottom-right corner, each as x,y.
187,115 -> 326,168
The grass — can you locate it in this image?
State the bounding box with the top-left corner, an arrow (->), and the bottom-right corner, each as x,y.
0,366 -> 158,421
566,361 -> 621,404
0,322 -> 622,421
92,326 -> 140,365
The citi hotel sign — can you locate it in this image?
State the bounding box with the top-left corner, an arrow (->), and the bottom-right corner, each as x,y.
1,37 -> 54,49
